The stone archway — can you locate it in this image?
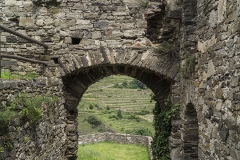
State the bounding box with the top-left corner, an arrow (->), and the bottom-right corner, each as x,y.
182,103 -> 199,159
61,63 -> 175,159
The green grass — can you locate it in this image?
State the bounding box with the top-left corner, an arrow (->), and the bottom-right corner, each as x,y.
78,142 -> 150,160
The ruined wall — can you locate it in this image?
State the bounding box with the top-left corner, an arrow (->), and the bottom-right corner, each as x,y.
2,0 -> 240,159
0,78 -> 67,160
180,0 -> 240,159
78,132 -> 152,146
0,0 -> 150,77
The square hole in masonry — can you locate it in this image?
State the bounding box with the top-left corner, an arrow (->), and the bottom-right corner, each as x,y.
71,38 -> 81,45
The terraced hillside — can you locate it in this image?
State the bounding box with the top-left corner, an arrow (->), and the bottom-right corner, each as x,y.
78,75 -> 155,136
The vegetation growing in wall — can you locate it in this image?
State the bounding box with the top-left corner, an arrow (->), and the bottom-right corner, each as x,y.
139,0 -> 149,8
0,94 -> 58,152
0,138 -> 14,153
175,1 -> 183,6
0,94 -> 58,130
180,55 -> 195,79
1,70 -> 36,80
0,146 -> 4,152
151,95 -> 179,160
153,42 -> 176,53
0,109 -> 18,130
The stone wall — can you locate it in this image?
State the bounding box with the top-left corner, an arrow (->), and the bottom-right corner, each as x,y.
0,78 -> 68,160
180,0 -> 240,159
78,132 -> 153,159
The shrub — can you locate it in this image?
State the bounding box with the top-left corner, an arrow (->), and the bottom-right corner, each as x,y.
0,109 -> 18,130
89,104 -> 94,110
122,81 -> 128,87
86,115 -> 102,128
117,110 -> 123,119
136,117 -> 140,122
125,130 -> 132,134
134,128 -> 152,137
128,79 -> 146,89
95,104 -> 100,110
20,95 -> 46,125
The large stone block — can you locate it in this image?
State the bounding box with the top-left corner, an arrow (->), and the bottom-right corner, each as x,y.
5,0 -> 17,5
197,41 -> 207,53
92,31 -> 102,39
124,30 -> 145,38
112,11 -> 129,16
209,10 -> 218,27
19,17 -> 34,26
83,13 -> 99,19
207,60 -> 215,78
217,0 -> 227,23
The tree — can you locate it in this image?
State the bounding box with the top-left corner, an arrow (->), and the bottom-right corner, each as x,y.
122,81 -> 128,88
89,104 -> 94,110
86,115 -> 101,128
117,109 -> 122,119
129,79 -> 146,89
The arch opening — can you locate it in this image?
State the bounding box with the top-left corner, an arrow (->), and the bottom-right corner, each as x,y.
77,75 -> 155,135
62,64 -> 173,159
182,103 -> 199,159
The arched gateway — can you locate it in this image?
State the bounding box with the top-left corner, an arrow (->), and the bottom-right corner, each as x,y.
59,46 -> 179,158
